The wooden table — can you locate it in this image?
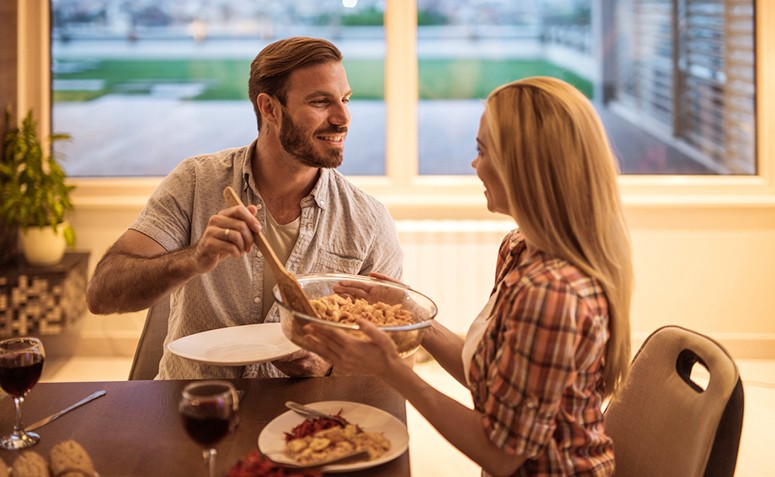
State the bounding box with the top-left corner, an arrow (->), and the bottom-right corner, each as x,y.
0,377 -> 411,476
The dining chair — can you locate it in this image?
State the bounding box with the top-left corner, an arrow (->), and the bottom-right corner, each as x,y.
128,295 -> 170,380
604,325 -> 744,477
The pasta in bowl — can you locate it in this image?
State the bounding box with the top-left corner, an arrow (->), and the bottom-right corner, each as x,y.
274,274 -> 438,358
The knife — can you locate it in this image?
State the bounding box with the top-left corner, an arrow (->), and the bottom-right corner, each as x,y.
25,390 -> 107,432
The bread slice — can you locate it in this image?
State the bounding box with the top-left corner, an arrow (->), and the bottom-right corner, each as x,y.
49,440 -> 96,477
11,451 -> 49,477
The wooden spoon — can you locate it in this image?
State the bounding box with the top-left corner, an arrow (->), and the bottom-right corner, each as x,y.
223,186 -> 318,318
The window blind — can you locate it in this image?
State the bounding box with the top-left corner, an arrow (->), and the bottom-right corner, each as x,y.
614,0 -> 756,174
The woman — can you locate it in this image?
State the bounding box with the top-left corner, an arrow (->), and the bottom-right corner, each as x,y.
303,77 -> 633,476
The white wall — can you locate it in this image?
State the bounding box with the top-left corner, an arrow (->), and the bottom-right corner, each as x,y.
625,206 -> 775,355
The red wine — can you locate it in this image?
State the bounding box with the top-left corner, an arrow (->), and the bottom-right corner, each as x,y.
182,413 -> 230,447
0,353 -> 44,397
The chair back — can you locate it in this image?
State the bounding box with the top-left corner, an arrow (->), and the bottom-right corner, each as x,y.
605,325 -> 744,477
128,296 -> 170,380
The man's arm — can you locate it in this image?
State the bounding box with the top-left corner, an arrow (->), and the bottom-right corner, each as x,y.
87,204 -> 262,314
86,230 -> 198,314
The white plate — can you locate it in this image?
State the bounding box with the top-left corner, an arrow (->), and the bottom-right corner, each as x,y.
167,323 -> 300,366
257,400 -> 409,473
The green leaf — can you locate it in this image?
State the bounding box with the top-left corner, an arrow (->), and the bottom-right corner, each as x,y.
0,107 -> 76,229
63,224 -> 76,247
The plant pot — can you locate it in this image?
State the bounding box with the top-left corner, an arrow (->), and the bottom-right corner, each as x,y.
19,223 -> 68,267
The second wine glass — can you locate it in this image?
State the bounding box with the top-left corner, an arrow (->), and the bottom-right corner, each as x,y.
0,337 -> 45,450
179,380 -> 239,477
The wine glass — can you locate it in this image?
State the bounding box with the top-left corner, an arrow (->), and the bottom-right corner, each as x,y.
0,337 -> 45,450
179,380 -> 239,477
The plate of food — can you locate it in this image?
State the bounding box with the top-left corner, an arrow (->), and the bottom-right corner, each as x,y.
257,401 -> 409,473
167,323 -> 300,366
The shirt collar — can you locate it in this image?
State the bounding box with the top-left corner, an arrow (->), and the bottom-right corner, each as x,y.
241,139 -> 258,196
307,168 -> 331,209
240,141 -> 331,210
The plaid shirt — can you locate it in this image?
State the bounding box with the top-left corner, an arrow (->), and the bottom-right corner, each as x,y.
468,229 -> 614,476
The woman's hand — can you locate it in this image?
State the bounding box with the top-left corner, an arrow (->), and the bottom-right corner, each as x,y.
366,271 -> 405,284
302,318 -> 406,376
331,272 -> 408,304
331,273 -> 431,323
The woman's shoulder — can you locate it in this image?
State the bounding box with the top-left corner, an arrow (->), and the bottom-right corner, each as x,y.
495,229 -> 523,268
503,252 -> 603,302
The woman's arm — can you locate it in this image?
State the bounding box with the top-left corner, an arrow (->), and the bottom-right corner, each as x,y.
420,320 -> 468,386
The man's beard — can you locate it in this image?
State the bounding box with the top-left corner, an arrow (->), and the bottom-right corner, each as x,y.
279,111 -> 345,169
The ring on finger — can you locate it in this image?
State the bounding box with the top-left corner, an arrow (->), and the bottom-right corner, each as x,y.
224,228 -> 231,239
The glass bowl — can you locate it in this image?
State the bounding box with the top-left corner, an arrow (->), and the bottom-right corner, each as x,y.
274,273 -> 438,358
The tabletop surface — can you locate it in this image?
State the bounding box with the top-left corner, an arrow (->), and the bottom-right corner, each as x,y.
0,376 -> 411,476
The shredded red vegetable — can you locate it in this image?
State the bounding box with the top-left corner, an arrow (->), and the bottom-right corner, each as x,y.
283,410 -> 349,442
228,450 -> 320,477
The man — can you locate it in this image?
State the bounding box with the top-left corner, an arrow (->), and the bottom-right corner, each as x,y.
86,37 -> 403,379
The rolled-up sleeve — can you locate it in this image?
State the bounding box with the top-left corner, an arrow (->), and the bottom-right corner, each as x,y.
131,163 -> 195,252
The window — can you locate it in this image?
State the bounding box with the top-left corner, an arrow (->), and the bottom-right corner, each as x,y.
417,1 -> 596,175
415,0 -> 756,176
9,0 -> 771,220
611,0 -> 756,174
51,0 -> 387,177
51,0 -> 757,179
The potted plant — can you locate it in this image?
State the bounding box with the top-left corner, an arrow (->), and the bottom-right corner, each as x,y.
0,107 -> 75,266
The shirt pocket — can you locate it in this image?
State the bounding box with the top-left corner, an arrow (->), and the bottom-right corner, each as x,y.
315,250 -> 365,274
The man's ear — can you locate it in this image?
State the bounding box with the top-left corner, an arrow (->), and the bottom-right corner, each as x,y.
256,93 -> 280,127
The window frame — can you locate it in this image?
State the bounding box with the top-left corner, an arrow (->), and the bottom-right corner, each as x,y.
18,0 -> 775,221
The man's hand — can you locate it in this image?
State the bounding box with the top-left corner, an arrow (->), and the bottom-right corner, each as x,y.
192,203 -> 263,274
272,349 -> 332,377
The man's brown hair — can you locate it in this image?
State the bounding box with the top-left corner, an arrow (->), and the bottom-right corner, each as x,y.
248,37 -> 343,131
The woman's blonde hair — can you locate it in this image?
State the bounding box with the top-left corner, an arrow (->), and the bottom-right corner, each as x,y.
485,77 -> 633,397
